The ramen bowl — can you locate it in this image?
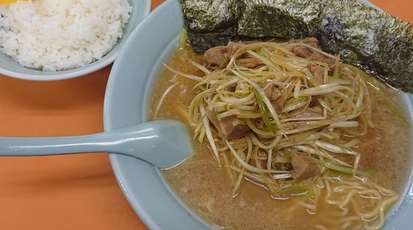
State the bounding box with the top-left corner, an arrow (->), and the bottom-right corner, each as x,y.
105,0 -> 413,229
0,0 -> 151,81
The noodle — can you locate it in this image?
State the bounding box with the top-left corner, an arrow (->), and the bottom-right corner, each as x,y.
156,37 -> 408,229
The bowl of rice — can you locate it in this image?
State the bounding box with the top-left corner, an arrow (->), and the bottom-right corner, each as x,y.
0,0 -> 151,81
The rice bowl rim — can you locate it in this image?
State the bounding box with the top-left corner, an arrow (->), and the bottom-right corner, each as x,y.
0,0 -> 151,81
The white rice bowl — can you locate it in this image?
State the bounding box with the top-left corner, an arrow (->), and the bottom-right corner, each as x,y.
0,0 -> 132,71
0,0 -> 151,80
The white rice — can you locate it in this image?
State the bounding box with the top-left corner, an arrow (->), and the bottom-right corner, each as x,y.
0,0 -> 132,71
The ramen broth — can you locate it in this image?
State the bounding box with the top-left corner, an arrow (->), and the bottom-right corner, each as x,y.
149,45 -> 411,230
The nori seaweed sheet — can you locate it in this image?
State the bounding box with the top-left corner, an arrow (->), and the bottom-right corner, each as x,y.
179,0 -> 413,92
320,1 -> 413,93
179,0 -> 243,52
238,0 -> 322,38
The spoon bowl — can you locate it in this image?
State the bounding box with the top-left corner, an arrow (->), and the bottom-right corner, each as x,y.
0,120 -> 192,169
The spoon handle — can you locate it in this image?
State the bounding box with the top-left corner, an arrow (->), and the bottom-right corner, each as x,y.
0,126 -> 146,155
0,120 -> 192,168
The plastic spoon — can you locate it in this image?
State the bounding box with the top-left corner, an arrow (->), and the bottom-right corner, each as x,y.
0,120 -> 192,169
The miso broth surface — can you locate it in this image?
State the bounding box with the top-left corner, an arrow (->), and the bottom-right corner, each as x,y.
149,47 -> 411,230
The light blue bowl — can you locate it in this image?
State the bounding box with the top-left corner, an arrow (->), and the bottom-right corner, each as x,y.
0,0 -> 151,81
105,0 -> 413,229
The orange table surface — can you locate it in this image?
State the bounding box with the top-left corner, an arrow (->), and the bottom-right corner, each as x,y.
0,0 -> 410,229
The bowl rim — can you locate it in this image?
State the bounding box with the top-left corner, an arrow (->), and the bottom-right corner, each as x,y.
0,0 -> 151,81
104,0 -> 211,229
